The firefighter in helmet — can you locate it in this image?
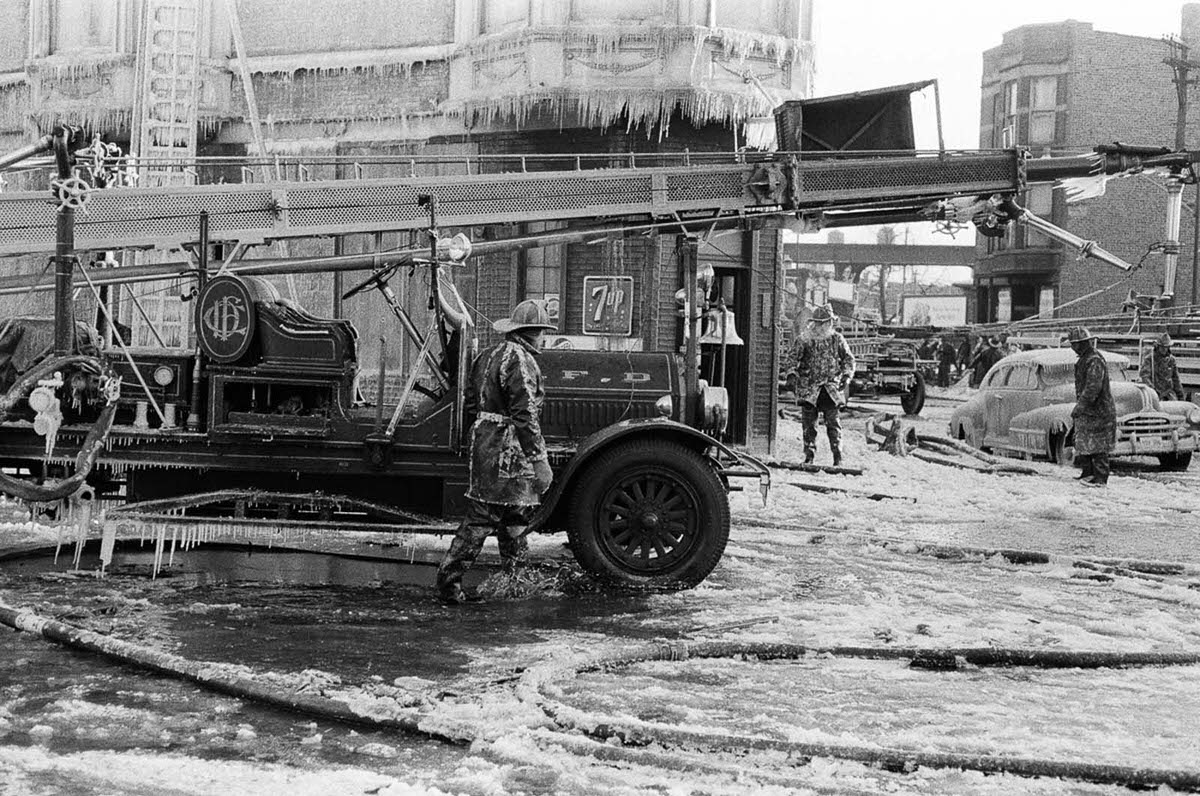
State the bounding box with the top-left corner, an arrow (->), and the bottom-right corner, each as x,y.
1067,326 -> 1116,487
436,299 -> 556,603
1140,333 -> 1185,401
790,304 -> 856,465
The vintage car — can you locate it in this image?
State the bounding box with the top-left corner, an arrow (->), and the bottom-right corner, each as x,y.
949,348 -> 1200,470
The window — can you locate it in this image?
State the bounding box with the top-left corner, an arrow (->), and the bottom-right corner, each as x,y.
127,278 -> 186,349
51,0 -> 118,53
481,0 -> 527,33
522,223 -> 563,325
1029,76 -> 1058,145
995,74 -> 1064,148
1001,80 -> 1018,146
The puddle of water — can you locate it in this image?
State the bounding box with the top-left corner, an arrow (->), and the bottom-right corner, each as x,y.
0,542 -> 670,767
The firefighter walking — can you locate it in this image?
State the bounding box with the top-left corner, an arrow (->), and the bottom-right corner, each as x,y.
790,305 -> 856,466
1068,326 -> 1116,487
436,300 -> 556,604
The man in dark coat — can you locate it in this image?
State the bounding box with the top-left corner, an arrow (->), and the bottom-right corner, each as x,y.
1140,333 -> 1185,400
937,336 -> 957,387
969,336 -> 1004,388
790,305 -> 856,465
1068,326 -> 1116,487
956,335 -> 974,379
436,299 -> 556,604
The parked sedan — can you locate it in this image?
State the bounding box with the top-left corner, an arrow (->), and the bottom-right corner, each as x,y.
949,348 -> 1200,470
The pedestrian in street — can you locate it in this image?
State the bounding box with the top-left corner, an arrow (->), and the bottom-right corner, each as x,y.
1139,333 -> 1185,400
435,299 -> 556,604
956,335 -> 974,379
937,336 -> 957,387
1067,326 -> 1116,487
791,304 -> 856,465
969,335 -> 1004,388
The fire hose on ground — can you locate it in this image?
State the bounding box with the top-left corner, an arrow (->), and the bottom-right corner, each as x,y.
2,596 -> 1200,791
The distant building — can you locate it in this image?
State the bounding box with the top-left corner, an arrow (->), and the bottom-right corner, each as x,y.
976,5 -> 1200,322
0,0 -> 813,451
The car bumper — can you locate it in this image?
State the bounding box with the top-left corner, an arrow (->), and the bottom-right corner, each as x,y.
1113,428 -> 1200,457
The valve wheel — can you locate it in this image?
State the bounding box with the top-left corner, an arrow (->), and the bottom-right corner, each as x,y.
51,175 -> 92,212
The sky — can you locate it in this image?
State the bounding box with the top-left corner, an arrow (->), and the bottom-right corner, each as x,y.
800,0 -> 1190,265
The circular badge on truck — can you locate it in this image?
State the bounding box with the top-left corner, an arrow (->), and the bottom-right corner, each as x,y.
197,275 -> 257,363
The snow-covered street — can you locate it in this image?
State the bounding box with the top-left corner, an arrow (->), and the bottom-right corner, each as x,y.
2,396 -> 1199,795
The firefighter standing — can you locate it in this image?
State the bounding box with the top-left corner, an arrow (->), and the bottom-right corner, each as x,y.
1068,326 -> 1116,487
791,305 -> 856,465
1139,333 -> 1185,400
969,336 -> 1004,388
436,300 -> 556,604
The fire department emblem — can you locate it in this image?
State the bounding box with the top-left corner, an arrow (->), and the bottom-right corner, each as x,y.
202,296 -> 248,342
196,275 -> 259,363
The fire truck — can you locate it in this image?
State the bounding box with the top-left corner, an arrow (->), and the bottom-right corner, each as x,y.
0,92 -> 1187,589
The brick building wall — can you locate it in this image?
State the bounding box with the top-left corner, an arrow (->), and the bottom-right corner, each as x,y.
1058,29 -> 1198,317
978,16 -> 1200,320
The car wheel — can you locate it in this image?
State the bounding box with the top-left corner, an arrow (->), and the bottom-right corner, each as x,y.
1051,432 -> 1075,467
567,439 -> 730,590
1157,452 -> 1192,471
900,371 -> 926,416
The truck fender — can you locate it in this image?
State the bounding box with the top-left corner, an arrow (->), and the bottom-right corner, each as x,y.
527,418 -> 730,533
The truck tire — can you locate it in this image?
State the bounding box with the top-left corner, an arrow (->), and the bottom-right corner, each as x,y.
1158,452 -> 1192,471
567,439 -> 729,590
900,371 -> 926,415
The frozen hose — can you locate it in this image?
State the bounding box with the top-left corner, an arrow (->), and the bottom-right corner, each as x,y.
517,640 -> 1200,792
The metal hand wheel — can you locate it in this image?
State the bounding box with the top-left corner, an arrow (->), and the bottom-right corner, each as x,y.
51,175 -> 92,212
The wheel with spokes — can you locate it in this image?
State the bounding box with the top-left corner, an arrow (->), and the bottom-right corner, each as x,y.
900,371 -> 926,415
567,439 -> 729,589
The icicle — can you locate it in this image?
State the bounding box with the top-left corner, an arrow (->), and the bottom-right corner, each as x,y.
168,523 -> 177,568
53,507 -> 63,564
71,496 -> 90,571
99,519 -> 116,577
152,522 -> 166,579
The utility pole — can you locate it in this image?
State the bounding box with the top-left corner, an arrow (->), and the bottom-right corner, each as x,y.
1164,36 -> 1200,308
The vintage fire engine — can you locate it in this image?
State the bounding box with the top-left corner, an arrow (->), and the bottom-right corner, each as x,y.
0,95 -> 1189,588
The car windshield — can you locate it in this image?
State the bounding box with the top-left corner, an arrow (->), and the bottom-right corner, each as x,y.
1038,361 -> 1128,387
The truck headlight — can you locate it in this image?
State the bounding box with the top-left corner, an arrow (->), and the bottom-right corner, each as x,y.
699,385 -> 729,435
153,365 -> 175,387
655,394 -> 673,417
1188,407 -> 1200,426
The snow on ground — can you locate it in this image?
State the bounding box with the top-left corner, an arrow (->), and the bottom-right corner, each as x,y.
2,395 -> 1200,794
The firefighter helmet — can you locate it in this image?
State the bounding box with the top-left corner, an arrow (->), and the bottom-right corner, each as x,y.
493,299 -> 557,334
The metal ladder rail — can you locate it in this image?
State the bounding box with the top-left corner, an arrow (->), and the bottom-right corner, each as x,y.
0,152 -> 1022,256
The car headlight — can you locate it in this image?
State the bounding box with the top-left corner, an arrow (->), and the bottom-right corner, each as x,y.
654,394 -> 673,418
699,384 -> 729,435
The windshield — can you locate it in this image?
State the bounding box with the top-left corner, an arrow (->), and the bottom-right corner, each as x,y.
1039,361 -> 1128,387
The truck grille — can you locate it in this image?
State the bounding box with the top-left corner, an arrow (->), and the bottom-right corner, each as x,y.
541,399 -> 655,439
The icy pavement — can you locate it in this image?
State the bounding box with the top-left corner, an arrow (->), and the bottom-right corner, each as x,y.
1,398 -> 1199,794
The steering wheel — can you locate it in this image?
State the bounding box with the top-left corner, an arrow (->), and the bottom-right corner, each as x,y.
342,261 -> 404,301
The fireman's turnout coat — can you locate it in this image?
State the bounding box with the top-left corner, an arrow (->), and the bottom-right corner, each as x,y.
1072,348 -> 1117,456
791,332 -> 856,406
464,336 -> 548,507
